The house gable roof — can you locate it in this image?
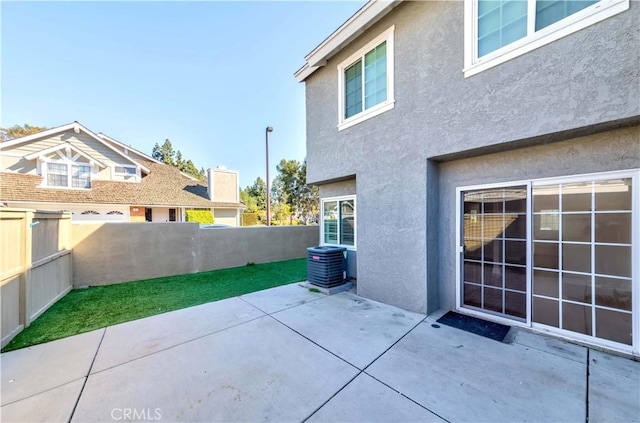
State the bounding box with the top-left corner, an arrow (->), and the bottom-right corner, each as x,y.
97,132 -> 200,181
0,159 -> 243,209
23,142 -> 108,167
294,0 -> 401,82
0,122 -> 150,173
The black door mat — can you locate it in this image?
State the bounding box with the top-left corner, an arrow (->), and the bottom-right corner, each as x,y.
436,311 -> 512,343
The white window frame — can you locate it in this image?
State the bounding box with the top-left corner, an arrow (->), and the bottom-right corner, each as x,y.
463,0 -> 629,78
113,164 -> 139,181
114,165 -> 137,175
337,26 -> 395,131
41,158 -> 92,190
455,169 -> 639,355
320,195 -> 357,249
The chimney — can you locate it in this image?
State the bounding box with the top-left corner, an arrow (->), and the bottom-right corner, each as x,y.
207,168 -> 214,201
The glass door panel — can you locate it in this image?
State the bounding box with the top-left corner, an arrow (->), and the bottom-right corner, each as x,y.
532,178 -> 633,346
462,186 -> 528,321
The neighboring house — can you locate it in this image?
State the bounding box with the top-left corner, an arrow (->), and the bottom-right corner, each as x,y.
296,0 -> 639,355
0,122 -> 243,225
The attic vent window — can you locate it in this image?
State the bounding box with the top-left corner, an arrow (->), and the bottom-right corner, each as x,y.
81,210 -> 100,215
115,166 -> 137,175
107,211 -> 124,215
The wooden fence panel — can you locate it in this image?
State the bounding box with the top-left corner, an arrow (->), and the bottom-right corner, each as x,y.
1,276 -> 23,348
0,209 -> 72,348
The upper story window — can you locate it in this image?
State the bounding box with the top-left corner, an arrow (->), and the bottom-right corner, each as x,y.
115,166 -> 136,175
464,0 -> 629,77
321,196 -> 356,248
338,26 -> 395,131
46,162 -> 91,189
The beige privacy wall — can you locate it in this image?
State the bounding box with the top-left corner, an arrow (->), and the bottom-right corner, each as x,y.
71,223 -> 319,286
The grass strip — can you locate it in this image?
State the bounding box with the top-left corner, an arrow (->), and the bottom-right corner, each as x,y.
2,258 -> 306,352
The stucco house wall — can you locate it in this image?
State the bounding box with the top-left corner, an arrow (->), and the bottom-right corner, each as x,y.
304,1 -> 639,314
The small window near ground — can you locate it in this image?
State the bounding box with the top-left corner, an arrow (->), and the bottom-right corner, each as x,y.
322,196 -> 356,247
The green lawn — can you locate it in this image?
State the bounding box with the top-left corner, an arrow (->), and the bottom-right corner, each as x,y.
2,258 -> 307,353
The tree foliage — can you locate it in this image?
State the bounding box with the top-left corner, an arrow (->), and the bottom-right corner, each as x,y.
151,139 -> 205,181
1,124 -> 48,141
272,159 -> 318,224
242,177 -> 267,211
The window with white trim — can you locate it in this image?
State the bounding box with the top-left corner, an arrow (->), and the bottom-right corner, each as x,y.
464,0 -> 629,77
321,196 -> 356,247
114,166 -> 136,175
338,26 -> 394,130
46,162 -> 91,188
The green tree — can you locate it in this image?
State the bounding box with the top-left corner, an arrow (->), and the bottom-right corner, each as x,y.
175,151 -> 184,170
271,202 -> 291,225
159,139 -> 176,166
151,142 -> 162,161
1,124 -> 48,141
272,159 -> 302,216
240,189 -> 258,213
246,177 -> 267,211
151,140 -> 205,181
297,160 -> 319,224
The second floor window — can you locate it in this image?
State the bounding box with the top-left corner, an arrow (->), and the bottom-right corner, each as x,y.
465,0 -> 629,77
338,26 -> 395,130
477,0 -> 599,57
46,162 -> 91,188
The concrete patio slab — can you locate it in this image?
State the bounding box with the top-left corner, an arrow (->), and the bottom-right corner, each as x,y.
72,316 -> 359,422
513,329 -> 588,363
0,378 -> 84,422
240,282 -> 325,314
367,321 -> 586,422
273,291 -> 425,369
589,349 -> 640,422
92,297 -> 264,372
308,373 -> 446,422
1,329 -> 104,406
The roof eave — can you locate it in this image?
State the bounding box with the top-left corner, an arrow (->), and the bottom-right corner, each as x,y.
295,0 -> 402,82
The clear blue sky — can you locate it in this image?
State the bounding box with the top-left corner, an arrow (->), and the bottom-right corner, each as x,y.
1,1 -> 365,188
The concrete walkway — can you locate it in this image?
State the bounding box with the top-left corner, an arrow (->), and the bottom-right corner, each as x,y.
1,283 -> 638,422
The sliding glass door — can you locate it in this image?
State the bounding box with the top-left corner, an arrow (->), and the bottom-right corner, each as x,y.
461,186 -> 529,321
458,171 -> 637,352
532,177 -> 633,346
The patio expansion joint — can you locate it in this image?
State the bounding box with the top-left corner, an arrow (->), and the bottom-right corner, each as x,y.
0,377 -> 85,409
86,312 -> 268,376
68,328 -> 106,422
511,336 -> 588,364
585,349 -> 590,423
292,312 -> 450,423
237,291 -> 328,316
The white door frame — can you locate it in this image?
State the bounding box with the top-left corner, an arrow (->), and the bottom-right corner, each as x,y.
455,169 -> 639,354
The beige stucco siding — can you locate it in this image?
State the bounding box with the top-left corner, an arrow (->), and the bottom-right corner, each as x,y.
214,208 -> 239,226
1,156 -> 36,174
213,171 -> 238,203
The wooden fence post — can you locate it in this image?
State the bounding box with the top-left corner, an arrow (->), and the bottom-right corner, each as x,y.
22,210 -> 33,328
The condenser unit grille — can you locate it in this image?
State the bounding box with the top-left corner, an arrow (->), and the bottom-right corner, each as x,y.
307,246 -> 346,288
